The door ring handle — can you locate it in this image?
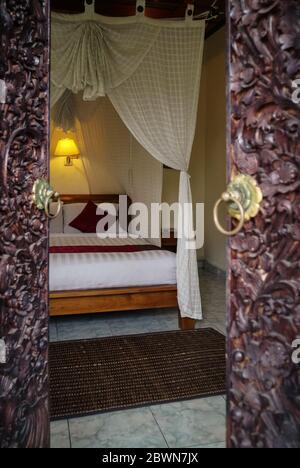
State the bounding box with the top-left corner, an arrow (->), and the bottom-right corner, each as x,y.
213,174 -> 263,237
214,192 -> 245,237
32,179 -> 62,219
44,191 -> 62,219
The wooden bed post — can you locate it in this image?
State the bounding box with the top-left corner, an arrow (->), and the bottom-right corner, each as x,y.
178,311 -> 196,331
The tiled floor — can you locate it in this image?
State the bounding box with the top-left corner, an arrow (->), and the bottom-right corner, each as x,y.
50,271 -> 226,449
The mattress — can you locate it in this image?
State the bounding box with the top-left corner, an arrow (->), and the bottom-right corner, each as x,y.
50,234 -> 177,292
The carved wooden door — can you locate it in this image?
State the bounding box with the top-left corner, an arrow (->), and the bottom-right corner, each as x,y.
0,0 -> 50,448
226,0 -> 300,449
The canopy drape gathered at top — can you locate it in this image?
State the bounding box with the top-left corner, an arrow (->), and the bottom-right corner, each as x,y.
51,13 -> 160,106
51,8 -> 205,320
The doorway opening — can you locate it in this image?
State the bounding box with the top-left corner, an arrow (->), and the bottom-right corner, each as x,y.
49,0 -> 227,449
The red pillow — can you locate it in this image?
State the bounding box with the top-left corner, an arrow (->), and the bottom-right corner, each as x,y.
69,201 -> 116,233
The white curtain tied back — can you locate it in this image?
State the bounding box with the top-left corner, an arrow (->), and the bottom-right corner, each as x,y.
51,9 -> 205,320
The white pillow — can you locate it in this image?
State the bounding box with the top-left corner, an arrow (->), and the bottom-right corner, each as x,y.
63,203 -> 87,234
50,202 -> 64,233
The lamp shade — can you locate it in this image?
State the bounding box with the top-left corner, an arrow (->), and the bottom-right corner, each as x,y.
55,138 -> 80,157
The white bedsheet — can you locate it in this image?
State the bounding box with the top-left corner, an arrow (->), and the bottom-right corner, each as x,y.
50,234 -> 177,292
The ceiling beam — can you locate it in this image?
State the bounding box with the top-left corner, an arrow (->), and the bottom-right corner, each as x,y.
50,0 -> 226,38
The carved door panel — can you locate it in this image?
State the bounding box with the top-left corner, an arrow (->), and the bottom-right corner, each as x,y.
0,0 -> 50,448
227,0 -> 300,448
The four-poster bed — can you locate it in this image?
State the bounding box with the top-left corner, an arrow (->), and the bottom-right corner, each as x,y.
49,194 -> 195,330
50,1 -> 206,323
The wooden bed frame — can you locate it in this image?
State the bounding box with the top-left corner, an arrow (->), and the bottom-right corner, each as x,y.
49,194 -> 195,330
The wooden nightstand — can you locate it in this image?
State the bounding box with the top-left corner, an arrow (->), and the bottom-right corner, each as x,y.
162,229 -> 177,253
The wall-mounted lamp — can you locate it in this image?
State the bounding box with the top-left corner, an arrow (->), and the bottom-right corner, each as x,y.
55,138 -> 80,166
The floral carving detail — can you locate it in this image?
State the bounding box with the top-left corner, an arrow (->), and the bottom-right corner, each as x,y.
229,0 -> 300,448
0,0 -> 49,449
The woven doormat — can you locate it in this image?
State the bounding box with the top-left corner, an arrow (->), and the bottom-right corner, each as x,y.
49,328 -> 226,420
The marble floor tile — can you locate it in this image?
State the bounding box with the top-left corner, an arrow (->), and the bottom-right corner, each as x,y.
188,441 -> 226,449
200,279 -> 225,320
51,420 -> 71,448
143,313 -> 179,332
106,313 -> 153,336
49,320 -> 58,342
197,319 -> 215,330
69,408 -> 168,449
105,309 -> 178,336
207,321 -> 226,335
150,397 -> 226,448
56,315 -> 112,341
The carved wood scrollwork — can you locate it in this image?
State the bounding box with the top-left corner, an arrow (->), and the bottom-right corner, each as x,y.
0,0 -> 50,448
228,0 -> 300,449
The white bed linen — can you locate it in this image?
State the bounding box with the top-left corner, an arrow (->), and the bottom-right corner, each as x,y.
50,234 -> 177,292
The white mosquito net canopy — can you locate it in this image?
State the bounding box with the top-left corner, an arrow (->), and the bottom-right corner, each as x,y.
50,0 -> 205,320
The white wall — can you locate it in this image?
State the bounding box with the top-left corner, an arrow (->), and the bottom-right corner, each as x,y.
204,28 -> 227,271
